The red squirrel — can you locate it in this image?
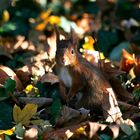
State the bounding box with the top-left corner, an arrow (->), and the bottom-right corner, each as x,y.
55,26 -> 123,123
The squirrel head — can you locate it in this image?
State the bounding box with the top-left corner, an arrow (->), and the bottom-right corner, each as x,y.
55,26 -> 79,66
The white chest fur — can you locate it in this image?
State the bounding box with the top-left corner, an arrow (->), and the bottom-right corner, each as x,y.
59,67 -> 72,88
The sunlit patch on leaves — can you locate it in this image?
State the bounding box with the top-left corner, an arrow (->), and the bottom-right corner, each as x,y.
13,103 -> 38,126
80,36 -> 105,64
23,84 -> 39,96
0,127 -> 15,135
35,9 -> 60,31
82,36 -> 95,51
75,126 -> 86,135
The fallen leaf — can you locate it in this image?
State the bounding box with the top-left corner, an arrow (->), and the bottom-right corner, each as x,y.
0,65 -> 23,91
23,84 -> 38,94
39,9 -> 52,20
42,123 -> 83,140
56,106 -> 89,126
30,119 -> 44,125
13,104 -> 22,123
0,127 -> 15,135
15,123 -> 25,140
13,104 -> 38,126
82,36 -> 95,50
120,123 -> 134,136
120,49 -> 135,73
49,15 -> 60,25
41,73 -> 59,85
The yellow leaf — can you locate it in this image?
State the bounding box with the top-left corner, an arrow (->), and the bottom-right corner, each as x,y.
24,84 -> 34,94
13,104 -> 22,123
100,52 -> 105,59
40,9 -> 52,20
35,21 -> 48,31
19,104 -> 37,126
0,127 -> 15,135
2,10 -> 10,22
82,36 -> 95,50
23,84 -> 39,95
49,15 -> 60,25
75,126 -> 86,135
13,104 -> 38,126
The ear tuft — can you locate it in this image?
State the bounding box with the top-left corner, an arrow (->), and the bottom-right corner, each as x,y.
70,27 -> 78,45
54,25 -> 60,47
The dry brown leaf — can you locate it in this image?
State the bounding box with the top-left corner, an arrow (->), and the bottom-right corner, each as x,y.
56,106 -> 89,126
102,88 -> 123,123
56,106 -> 81,126
19,97 -> 53,108
16,65 -> 32,87
41,73 -> 59,85
0,65 -> 23,91
120,49 -> 135,73
42,123 -> 83,140
86,122 -> 106,139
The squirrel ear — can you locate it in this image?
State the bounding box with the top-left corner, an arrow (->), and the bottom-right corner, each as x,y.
70,27 -> 78,46
54,25 -> 60,48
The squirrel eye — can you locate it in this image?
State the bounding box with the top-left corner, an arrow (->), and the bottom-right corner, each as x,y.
71,49 -> 74,54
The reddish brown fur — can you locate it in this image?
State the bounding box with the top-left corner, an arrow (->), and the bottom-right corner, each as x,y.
54,27 -> 123,123
55,27 -> 111,109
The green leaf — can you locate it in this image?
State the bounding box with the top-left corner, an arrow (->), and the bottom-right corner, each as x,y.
99,134 -> 111,140
133,88 -> 140,101
4,78 -> 16,93
0,87 -> 8,98
0,102 -> 13,129
97,29 -> 118,56
13,103 -> 38,126
109,41 -> 130,61
120,123 -> 133,136
50,99 -> 62,124
15,123 -> 25,140
5,135 -> 12,140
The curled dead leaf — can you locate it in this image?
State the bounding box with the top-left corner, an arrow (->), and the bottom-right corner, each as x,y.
41,73 -> 59,85
55,106 -> 89,126
120,49 -> 135,73
0,65 -> 23,91
16,65 -> 32,87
